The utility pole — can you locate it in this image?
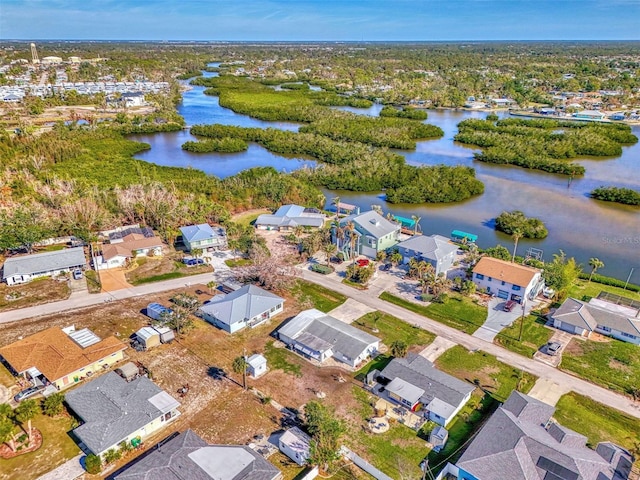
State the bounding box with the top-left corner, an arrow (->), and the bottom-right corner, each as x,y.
518,300 -> 526,342
623,268 -> 634,291
242,347 -> 247,391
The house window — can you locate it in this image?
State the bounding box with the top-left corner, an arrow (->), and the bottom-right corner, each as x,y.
501,281 -> 506,286
162,411 -> 173,421
488,277 -> 492,282
600,325 -> 611,332
621,332 -> 636,339
512,285 -> 521,291
475,273 -> 484,280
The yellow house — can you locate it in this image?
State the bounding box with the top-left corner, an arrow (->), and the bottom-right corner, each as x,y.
0,326 -> 126,391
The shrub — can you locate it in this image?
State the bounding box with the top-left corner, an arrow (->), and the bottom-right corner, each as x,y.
577,273 -> 640,292
495,210 -> 548,239
104,448 -> 122,464
85,453 -> 102,474
591,186 -> 640,206
420,293 -> 434,302
42,393 -> 65,417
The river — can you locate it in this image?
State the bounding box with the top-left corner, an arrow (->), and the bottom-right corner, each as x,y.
130,66 -> 640,283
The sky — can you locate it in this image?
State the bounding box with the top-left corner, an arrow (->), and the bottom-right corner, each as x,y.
1,0 -> 639,41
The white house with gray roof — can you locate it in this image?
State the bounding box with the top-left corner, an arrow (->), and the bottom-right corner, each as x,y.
199,285 -> 284,334
551,297 -> 640,345
65,371 -> 180,457
338,210 -> 400,259
2,247 -> 86,285
436,391 -> 634,480
277,309 -> 380,368
397,235 -> 459,275
115,429 -> 282,480
368,353 -> 474,427
255,205 -> 325,232
278,426 -> 311,466
180,223 -> 227,252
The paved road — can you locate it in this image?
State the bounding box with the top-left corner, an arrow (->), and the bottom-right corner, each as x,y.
299,269 -> 640,419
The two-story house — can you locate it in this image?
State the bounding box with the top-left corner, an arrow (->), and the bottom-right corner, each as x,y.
472,257 -> 543,303
180,223 -> 227,252
338,210 -> 400,259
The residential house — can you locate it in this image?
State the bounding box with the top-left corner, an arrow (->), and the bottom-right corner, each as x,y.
397,235 -> 459,275
367,353 -> 474,427
551,297 -> 640,345
0,326 -> 126,390
277,309 -> 380,368
199,284 -> 284,334
279,427 -> 311,466
2,247 -> 86,285
255,204 -> 326,231
472,257 -> 543,303
94,233 -> 163,270
114,429 -> 282,480
180,223 -> 227,252
246,354 -> 267,378
121,91 -> 145,107
573,109 -> 606,121
338,210 -> 400,259
436,391 -> 634,480
66,371 -> 181,458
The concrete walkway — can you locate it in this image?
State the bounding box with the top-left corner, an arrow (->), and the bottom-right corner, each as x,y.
328,298 -> 375,324
38,454 -> 84,480
418,336 -> 456,362
299,268 -> 640,420
528,378 -> 571,406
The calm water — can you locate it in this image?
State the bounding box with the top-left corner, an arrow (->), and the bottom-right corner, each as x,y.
132,66 -> 640,282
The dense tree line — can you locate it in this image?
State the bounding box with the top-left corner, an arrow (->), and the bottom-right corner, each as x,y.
182,137 -> 248,153
591,186 -> 640,206
495,210 -> 548,238
379,105 -> 428,120
455,118 -> 637,175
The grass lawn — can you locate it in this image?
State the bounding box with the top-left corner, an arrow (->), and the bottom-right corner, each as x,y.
0,362 -> 14,387
84,269 -> 102,294
231,209 -> 269,227
127,257 -> 211,285
225,258 -> 253,268
554,392 -> 640,455
1,413 -> 81,480
494,312 -> 554,357
568,278 -> 640,302
560,337 -> 640,394
435,345 -> 536,402
293,280 -> 347,312
264,340 -> 303,377
379,292 -> 485,335
353,311 -> 436,348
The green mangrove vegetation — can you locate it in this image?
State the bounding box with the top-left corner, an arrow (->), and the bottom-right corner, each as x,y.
455,117 -> 638,175
379,105 -> 429,120
590,186 -> 640,206
494,210 -> 548,238
182,137 -> 249,153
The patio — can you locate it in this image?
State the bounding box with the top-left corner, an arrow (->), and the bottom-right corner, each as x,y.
373,397 -> 425,430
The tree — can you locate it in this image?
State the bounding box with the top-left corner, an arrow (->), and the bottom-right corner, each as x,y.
104,448 -> 122,464
390,340 -> 408,358
42,393 -> 65,417
345,221 -> 357,260
543,250 -> 582,296
0,417 -> 15,453
192,248 -> 203,259
484,244 -> 511,261
305,401 -> 346,473
85,453 -> 102,474
0,403 -> 13,420
376,250 -> 387,264
232,355 -> 248,390
588,257 -> 604,282
0,207 -> 50,253
207,280 -> 217,294
371,204 -> 383,216
411,215 -> 421,236
323,242 -> 337,266
15,399 -> 39,444
388,250 -> 403,266
511,229 -> 523,263
234,246 -> 298,291
331,196 -> 340,222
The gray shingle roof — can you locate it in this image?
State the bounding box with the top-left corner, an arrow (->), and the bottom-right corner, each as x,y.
397,235 -> 458,261
199,285 -> 283,326
341,210 -> 399,239
180,224 -> 222,243
255,204 -> 325,229
456,391 -> 628,480
114,429 -> 281,480
2,247 -> 86,279
66,372 -> 180,455
278,309 -> 380,361
379,353 -> 474,411
553,298 -> 640,336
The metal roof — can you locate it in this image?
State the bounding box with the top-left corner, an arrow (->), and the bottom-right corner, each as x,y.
247,354 -> 266,368
68,328 -> 101,348
2,247 -> 86,279
136,327 -> 159,342
180,223 -> 217,243
341,210 -> 400,240
199,285 -> 284,327
386,377 -> 424,405
397,235 -> 458,261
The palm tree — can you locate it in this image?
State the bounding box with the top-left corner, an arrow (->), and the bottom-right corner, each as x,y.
390,340 -> 408,358
588,257 -> 604,282
331,196 -> 341,222
192,248 -> 203,260
345,221 -> 357,260
323,243 -> 337,266
207,280 -> 217,295
511,229 -> 523,263
232,355 -> 248,390
333,220 -> 345,251
371,204 -> 383,216
294,225 -> 305,240
411,215 -> 421,236
15,399 -> 39,444
0,417 -> 15,453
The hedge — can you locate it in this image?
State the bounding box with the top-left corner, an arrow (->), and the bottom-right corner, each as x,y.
578,273 -> 640,293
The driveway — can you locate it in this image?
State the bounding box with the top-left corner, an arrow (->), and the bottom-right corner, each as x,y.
98,268 -> 133,292
419,336 -> 456,362
37,454 -> 84,480
533,329 -> 574,367
527,378 -> 570,406
328,298 -> 375,324
472,297 -> 527,342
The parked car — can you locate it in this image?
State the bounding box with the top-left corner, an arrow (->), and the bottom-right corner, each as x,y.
356,258 -> 370,267
330,256 -> 344,264
14,385 -> 44,403
381,263 -> 392,271
503,300 -> 517,312
546,341 -> 562,356
73,269 -> 83,280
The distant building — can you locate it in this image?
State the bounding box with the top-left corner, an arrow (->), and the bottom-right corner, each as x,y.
41,56 -> 63,65
255,204 -> 326,231
114,429 -> 282,480
573,109 -> 606,121
94,233 -> 163,270
472,257 -> 543,303
2,247 -> 86,285
121,91 -> 145,107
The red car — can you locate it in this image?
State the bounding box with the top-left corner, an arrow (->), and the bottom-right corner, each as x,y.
356,259 -> 370,267
503,300 -> 517,312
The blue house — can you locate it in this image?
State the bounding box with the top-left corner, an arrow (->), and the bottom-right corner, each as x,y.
179,224 -> 227,252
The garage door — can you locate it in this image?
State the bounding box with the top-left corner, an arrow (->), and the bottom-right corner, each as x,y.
497,290 -> 509,299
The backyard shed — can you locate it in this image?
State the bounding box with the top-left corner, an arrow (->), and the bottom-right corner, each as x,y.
429,426 -> 448,452
135,327 -> 161,350
146,302 -> 173,322
116,362 -> 139,382
246,354 -> 267,378
154,326 -> 175,344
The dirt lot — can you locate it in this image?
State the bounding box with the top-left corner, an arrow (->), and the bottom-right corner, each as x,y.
0,278 -> 70,312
